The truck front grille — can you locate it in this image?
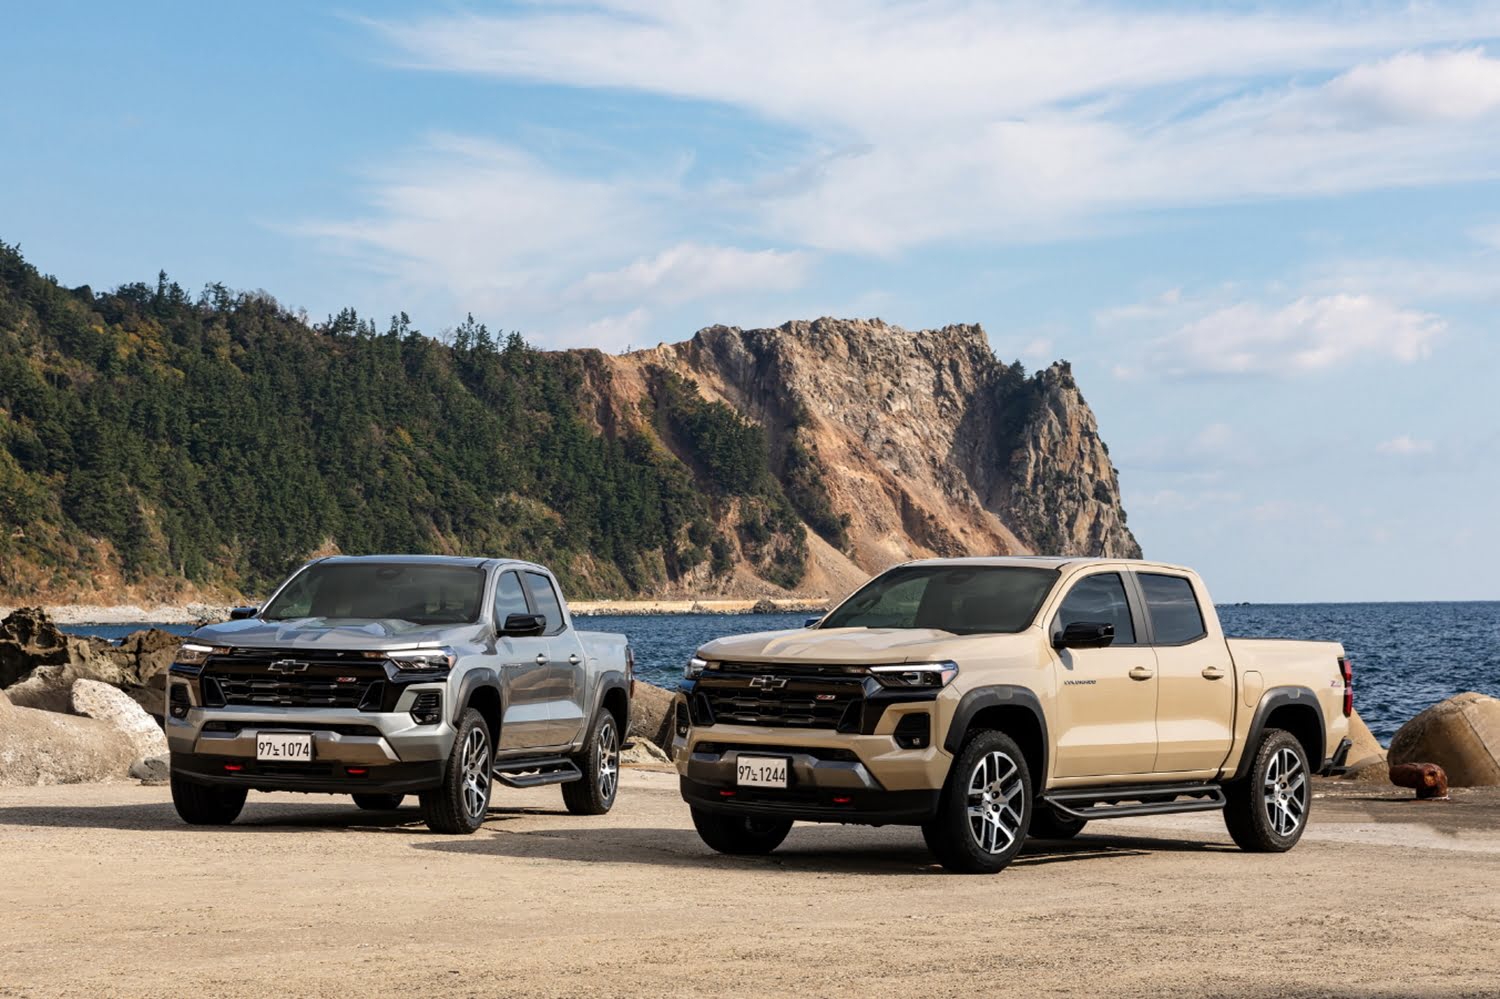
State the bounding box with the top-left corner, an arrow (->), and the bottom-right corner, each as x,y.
696,668 -> 865,730
201,650 -> 384,710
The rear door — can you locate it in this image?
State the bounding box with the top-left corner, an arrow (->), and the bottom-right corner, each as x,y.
519,570 -> 587,746
1049,570 -> 1159,778
1133,571 -> 1235,774
493,569 -> 553,750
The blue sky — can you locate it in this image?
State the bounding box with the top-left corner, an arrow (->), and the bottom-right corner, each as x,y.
3,2 -> 1498,602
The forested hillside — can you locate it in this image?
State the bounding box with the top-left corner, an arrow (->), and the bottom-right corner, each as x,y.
0,243 -> 1137,604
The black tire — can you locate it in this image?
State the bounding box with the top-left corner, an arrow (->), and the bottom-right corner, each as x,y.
170,766 -> 247,826
418,708 -> 492,834
1222,728 -> 1311,853
1029,806 -> 1088,840
562,709 -> 621,816
352,793 -> 405,811
690,806 -> 793,856
921,729 -> 1032,874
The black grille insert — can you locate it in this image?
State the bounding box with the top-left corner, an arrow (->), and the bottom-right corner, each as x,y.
201,651 -> 384,710
697,670 -> 865,730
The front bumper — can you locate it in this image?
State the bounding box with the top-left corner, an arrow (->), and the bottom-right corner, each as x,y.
170,751 -> 445,794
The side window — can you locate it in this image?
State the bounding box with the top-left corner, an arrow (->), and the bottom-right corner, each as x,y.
492,571 -> 530,626
1054,572 -> 1136,645
522,572 -> 566,636
1138,573 -> 1207,645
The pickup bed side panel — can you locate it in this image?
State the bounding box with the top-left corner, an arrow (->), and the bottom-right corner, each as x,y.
1222,638 -> 1349,777
576,631 -> 632,751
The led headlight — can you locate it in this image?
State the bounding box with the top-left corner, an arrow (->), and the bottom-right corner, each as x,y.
172,643 -> 227,666
684,656 -> 709,679
869,661 -> 959,689
369,647 -> 457,672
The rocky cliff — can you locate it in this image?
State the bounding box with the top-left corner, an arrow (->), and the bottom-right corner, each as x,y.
579,318 -> 1140,598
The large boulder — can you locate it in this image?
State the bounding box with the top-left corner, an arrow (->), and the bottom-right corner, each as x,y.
71,679 -> 169,758
0,688 -> 138,786
620,737 -> 672,767
630,682 -> 677,749
1340,709 -> 1387,780
1389,692 -> 1500,787
0,606 -> 93,687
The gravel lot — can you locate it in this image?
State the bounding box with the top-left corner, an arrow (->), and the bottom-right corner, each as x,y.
1,770 -> 1497,998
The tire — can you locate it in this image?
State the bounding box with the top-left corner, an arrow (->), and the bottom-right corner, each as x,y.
170,766 -> 247,826
562,709 -> 621,816
1030,806 -> 1088,840
690,806 -> 793,856
352,793 -> 405,811
418,708 -> 492,834
1222,728 -> 1311,853
921,729 -> 1032,874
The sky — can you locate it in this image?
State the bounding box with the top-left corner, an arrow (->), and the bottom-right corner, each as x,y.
2,1 -> 1498,603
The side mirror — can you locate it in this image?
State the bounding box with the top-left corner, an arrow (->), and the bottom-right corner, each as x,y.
1053,621 -> 1115,650
229,606 -> 259,621
500,613 -> 546,637
804,616 -> 823,628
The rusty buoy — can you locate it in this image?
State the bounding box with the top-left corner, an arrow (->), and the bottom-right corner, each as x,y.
1388,762 -> 1449,800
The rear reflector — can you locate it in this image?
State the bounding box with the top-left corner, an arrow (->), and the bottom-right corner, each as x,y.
832,795 -> 853,805
223,764 -> 243,772
346,767 -> 368,776
719,789 -> 736,798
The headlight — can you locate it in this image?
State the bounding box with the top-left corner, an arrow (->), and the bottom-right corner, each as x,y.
684,656 -> 709,679
173,643 -> 225,666
370,647 -> 457,672
869,661 -> 959,689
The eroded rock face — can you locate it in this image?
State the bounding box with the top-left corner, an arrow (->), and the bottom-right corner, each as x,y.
71,679 -> 169,759
629,682 -> 677,750
0,689 -> 137,786
593,319 -> 1139,596
0,607 -> 92,687
1342,709 -> 1386,778
1,609 -> 175,721
1389,692 -> 1500,787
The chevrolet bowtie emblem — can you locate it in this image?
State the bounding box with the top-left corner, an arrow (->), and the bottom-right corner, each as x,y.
748,675 -> 788,689
267,659 -> 310,673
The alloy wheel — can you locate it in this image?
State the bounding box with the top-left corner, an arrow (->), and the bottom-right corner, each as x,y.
461,726 -> 492,821
1262,746 -> 1306,837
966,750 -> 1025,854
596,719 -> 619,802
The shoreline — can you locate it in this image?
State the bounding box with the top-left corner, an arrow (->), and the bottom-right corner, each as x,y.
1,597 -> 830,626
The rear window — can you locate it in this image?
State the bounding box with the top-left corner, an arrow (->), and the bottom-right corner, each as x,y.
262,563 -> 486,626
821,565 -> 1057,635
1138,573 -> 1207,645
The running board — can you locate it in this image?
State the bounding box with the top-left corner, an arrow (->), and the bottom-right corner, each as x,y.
1042,782 -> 1225,821
493,757 -> 582,788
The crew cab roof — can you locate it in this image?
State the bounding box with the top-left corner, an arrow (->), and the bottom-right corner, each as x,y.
314,554 -> 493,568
896,555 -> 1197,574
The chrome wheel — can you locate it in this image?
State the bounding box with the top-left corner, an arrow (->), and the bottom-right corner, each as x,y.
966,750 -> 1025,854
596,718 -> 619,803
1262,747 -> 1306,837
460,727 -> 491,821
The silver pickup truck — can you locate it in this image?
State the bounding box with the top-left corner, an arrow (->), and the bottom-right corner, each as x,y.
165,555 -> 632,833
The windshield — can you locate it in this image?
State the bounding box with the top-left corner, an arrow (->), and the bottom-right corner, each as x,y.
821,565 -> 1057,635
261,563 -> 487,626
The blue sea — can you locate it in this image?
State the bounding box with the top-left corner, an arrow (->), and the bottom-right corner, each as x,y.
64,602 -> 1498,744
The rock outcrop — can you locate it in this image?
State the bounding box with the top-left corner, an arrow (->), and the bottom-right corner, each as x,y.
0,689 -> 138,786
1389,692 -> 1500,787
1341,709 -> 1388,781
629,682 -> 677,751
590,319 -> 1139,597
72,679 -> 169,759
0,609 -> 176,721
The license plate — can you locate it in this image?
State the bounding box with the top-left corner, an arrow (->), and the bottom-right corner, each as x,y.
736,756 -> 788,788
256,733 -> 313,762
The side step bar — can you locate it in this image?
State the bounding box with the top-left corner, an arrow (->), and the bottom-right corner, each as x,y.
1042,782 -> 1226,821
493,757 -> 582,788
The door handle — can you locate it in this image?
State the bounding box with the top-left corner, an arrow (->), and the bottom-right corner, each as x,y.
535,654 -> 549,666
1201,666 -> 1226,680
568,654 -> 581,665
1128,666 -> 1155,681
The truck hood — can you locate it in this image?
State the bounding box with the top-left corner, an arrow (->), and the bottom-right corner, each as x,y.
190,617 -> 483,651
697,626 -> 1029,665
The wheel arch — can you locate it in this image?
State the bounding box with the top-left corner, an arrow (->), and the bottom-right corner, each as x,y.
454,668 -> 503,747
944,685 -> 1049,788
1231,686 -> 1324,781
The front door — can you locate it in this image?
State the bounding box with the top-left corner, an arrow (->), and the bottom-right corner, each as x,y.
520,571 -> 587,746
1050,571 -> 1159,778
1135,571 -> 1235,773
493,570 -> 553,750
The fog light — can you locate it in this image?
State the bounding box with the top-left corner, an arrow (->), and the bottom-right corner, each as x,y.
410,691 -> 442,726
675,703 -> 690,737
893,712 -> 931,749
168,683 -> 191,720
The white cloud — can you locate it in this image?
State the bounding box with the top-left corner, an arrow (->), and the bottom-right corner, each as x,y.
1145,294 -> 1444,377
1376,435 -> 1435,455
569,243 -> 810,307
1325,48 -> 1500,123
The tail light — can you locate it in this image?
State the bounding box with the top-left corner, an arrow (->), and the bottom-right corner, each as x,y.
1339,656 -> 1353,717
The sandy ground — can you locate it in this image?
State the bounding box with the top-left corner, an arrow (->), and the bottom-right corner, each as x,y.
1,772 -> 1497,999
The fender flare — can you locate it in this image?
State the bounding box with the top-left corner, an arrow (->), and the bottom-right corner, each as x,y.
1230,686 -> 1324,781
450,667 -> 502,729
943,684 -> 1050,783
589,670 -> 631,733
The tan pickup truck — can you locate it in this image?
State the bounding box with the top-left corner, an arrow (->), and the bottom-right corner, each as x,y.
671,557 -> 1353,873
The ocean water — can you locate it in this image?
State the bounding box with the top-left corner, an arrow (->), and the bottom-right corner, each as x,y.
64,602 -> 1499,744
